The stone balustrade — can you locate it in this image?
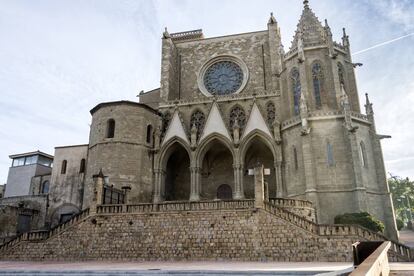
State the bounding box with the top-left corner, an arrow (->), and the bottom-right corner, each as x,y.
97,199 -> 255,214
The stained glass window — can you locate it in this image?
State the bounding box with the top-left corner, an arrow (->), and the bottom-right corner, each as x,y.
291,68 -> 301,115
229,106 -> 246,131
190,110 -> 206,135
327,142 -> 334,166
204,61 -> 243,95
312,63 -> 323,108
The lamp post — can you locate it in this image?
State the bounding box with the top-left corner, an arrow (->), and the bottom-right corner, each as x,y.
400,195 -> 413,229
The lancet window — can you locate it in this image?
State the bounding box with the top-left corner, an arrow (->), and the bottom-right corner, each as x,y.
291,68 -> 301,115
266,101 -> 276,127
312,62 -> 323,108
229,106 -> 246,131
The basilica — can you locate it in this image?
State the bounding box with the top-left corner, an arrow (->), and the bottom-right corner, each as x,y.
0,1 -> 407,261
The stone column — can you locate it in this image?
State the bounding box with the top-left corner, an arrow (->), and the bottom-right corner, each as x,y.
90,170 -> 105,214
274,161 -> 284,197
153,169 -> 165,203
348,132 -> 367,210
254,164 -> 265,209
233,164 -> 244,199
302,135 -> 318,208
190,166 -> 201,201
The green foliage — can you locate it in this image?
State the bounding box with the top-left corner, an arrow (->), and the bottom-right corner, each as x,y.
334,212 -> 385,233
389,176 -> 414,224
396,218 -> 404,231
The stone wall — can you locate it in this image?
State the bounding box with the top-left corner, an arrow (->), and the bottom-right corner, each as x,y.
85,102 -> 161,208
1,208 -> 356,262
0,195 -> 48,243
48,145 -> 88,227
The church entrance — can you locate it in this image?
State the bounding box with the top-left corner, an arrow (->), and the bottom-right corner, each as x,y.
164,143 -> 190,201
243,138 -> 275,198
200,139 -> 234,200
217,184 -> 232,200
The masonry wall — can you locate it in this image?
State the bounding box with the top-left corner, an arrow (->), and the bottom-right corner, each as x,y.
1,209 -> 356,262
48,145 -> 88,227
84,103 -> 161,208
5,164 -> 51,197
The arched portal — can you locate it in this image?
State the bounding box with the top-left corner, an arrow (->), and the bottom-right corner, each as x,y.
163,142 -> 191,201
199,138 -> 234,200
242,137 -> 275,199
217,184 -> 232,200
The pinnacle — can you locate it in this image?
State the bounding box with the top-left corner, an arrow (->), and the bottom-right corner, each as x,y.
289,1 -> 325,51
268,12 -> 277,25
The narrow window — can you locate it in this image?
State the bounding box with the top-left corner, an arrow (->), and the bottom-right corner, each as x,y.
327,142 -> 334,166
293,147 -> 298,170
79,158 -> 86,173
106,119 -> 115,138
291,68 -> 301,115
146,124 -> 153,144
41,181 -> 49,194
61,160 -> 67,174
312,62 -> 323,108
360,141 -> 368,168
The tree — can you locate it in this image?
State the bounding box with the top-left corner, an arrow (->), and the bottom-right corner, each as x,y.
388,175 -> 414,225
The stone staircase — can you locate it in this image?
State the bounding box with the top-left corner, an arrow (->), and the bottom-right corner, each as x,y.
0,208 -> 90,252
0,199 -> 412,262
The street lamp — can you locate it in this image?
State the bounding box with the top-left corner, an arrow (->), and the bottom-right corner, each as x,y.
400,195 -> 413,229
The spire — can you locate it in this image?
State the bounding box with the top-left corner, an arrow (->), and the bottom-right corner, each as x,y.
289,0 -> 326,51
163,27 -> 171,39
268,12 -> 277,25
342,27 -> 349,47
365,93 -> 373,115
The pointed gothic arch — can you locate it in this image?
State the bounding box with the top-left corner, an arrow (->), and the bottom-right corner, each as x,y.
240,131 -> 277,198
196,134 -> 235,200
229,104 -> 247,134
158,138 -> 192,201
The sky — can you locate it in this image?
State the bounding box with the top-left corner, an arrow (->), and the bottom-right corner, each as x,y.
0,0 -> 413,184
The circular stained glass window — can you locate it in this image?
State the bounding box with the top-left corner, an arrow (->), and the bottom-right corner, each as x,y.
203,61 -> 244,95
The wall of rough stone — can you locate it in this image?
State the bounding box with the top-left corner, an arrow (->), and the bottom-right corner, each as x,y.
0,195 -> 48,242
84,102 -> 161,208
174,31 -> 269,101
30,174 -> 51,196
1,209 -> 356,262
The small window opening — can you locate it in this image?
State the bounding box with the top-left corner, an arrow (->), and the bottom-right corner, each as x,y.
79,158 -> 86,173
41,181 -> 49,194
61,160 -> 67,174
146,124 -> 153,144
327,142 -> 334,166
106,119 -> 115,138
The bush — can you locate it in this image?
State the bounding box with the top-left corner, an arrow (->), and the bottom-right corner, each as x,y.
396,219 -> 404,231
334,212 -> 385,233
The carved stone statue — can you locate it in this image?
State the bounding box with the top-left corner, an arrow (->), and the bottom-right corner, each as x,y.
232,119 -> 240,145
190,123 -> 198,149
340,84 -> 358,132
154,125 -> 161,150
272,120 -> 282,144
300,93 -> 311,135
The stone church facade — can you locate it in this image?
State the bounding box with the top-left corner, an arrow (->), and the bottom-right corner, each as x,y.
87,1 -> 397,238
0,1 -> 406,260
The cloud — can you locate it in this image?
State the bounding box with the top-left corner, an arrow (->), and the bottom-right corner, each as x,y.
0,0 -> 413,183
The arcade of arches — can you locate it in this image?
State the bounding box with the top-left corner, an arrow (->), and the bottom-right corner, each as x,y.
154,136 -> 283,202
